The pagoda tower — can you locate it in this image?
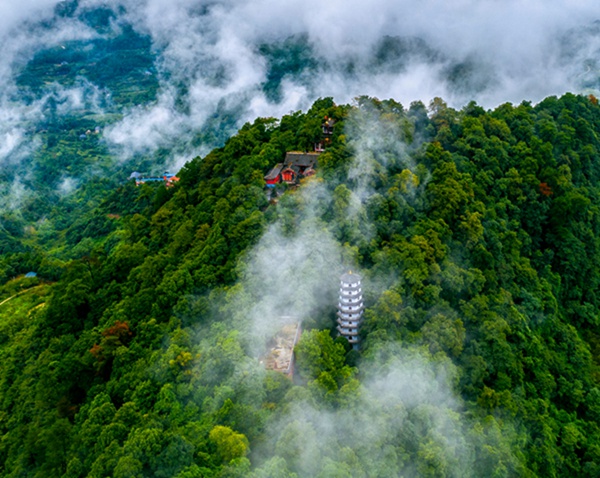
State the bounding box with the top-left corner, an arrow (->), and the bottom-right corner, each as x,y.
337,271 -> 364,349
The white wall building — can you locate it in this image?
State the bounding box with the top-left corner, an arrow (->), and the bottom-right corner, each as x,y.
337,271 -> 364,350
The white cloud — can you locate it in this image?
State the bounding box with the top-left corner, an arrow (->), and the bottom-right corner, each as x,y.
0,0 -> 599,179
107,0 -> 600,155
0,0 -> 59,38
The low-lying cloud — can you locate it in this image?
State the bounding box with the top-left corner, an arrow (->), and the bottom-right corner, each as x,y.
114,0 -> 600,157
233,182 -> 346,357
1,0 -> 599,166
248,345 -> 514,477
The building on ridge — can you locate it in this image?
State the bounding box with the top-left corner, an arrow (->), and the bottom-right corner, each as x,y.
265,163 -> 284,188
131,171 -> 180,187
281,152 -> 319,184
337,271 -> 364,350
264,115 -> 334,185
264,152 -> 319,186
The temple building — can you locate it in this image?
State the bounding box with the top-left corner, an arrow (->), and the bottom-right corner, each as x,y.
264,152 -> 319,187
280,152 -> 318,184
337,271 -> 364,349
264,116 -> 334,186
264,163 -> 283,187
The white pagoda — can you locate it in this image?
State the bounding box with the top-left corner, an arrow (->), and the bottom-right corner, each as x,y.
337,271 -> 364,349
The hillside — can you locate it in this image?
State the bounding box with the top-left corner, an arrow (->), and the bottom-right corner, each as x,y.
3,1 -> 600,256
1,94 -> 600,477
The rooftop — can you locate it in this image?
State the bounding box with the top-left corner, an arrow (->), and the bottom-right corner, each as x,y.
284,152 -> 319,169
340,271 -> 362,282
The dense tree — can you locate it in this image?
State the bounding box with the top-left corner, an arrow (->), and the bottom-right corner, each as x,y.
2,94 -> 600,476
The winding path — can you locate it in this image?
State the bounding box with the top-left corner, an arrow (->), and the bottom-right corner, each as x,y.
0,285 -> 45,309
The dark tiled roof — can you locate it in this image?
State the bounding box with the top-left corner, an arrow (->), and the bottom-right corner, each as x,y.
265,163 -> 283,180
284,152 -> 319,169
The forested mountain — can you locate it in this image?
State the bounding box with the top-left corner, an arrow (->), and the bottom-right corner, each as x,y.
3,0 -> 600,249
1,93 -> 600,477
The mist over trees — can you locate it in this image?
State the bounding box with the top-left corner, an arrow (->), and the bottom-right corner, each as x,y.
1,2 -> 600,477
1,0 -> 600,233
1,93 -> 600,476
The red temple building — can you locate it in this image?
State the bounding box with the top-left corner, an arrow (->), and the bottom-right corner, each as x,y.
264,152 -> 319,186
264,116 -> 334,187
265,163 -> 283,187
281,166 -> 296,184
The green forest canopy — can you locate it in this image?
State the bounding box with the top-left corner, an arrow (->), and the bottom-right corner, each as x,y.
1,94 -> 600,477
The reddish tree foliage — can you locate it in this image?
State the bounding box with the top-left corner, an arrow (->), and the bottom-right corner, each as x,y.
89,343 -> 104,359
102,320 -> 132,342
589,94 -> 598,105
90,322 -> 133,372
539,182 -> 553,196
